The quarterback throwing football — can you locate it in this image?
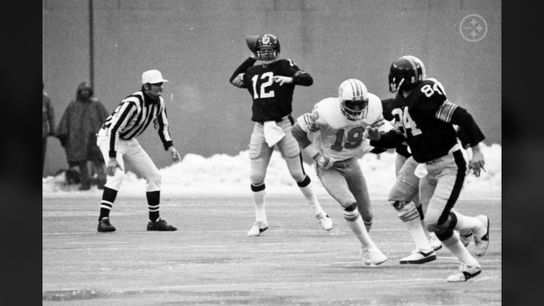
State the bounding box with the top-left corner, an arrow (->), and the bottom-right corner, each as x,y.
229,34 -> 332,236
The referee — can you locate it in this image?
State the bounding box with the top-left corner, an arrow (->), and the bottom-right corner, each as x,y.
96,69 -> 181,232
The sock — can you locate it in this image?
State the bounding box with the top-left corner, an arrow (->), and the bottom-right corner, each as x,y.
406,219 -> 433,250
298,175 -> 324,216
251,184 -> 267,223
147,190 -> 160,222
453,211 -> 482,233
395,201 -> 431,250
99,187 -> 117,220
442,231 -> 480,267
344,209 -> 376,249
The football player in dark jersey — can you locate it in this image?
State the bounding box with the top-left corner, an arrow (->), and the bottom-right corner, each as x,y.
379,97 -> 442,265
229,34 -> 332,236
367,55 -> 490,282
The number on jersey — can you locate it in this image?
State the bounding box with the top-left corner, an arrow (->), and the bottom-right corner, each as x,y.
420,80 -> 446,98
392,107 -> 422,137
251,72 -> 275,99
331,126 -> 365,151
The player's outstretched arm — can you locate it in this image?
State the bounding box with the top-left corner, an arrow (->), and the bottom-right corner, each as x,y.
367,127 -> 405,149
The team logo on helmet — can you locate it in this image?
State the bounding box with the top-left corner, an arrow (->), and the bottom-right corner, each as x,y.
255,34 -> 280,62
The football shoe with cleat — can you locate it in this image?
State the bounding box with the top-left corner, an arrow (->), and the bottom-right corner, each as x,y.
361,247 -> 388,266
459,230 -> 474,247
446,264 -> 482,282
247,221 -> 269,237
316,213 -> 333,231
400,248 -> 437,264
473,215 -> 490,256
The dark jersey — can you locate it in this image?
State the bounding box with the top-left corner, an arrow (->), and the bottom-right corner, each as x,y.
240,59 -> 312,122
381,97 -> 411,158
372,79 -> 485,163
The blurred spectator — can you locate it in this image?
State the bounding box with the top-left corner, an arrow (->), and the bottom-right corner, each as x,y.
56,82 -> 109,190
42,82 -> 56,176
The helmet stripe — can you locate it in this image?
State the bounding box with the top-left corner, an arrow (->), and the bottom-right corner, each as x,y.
402,56 -> 420,80
349,79 -> 361,98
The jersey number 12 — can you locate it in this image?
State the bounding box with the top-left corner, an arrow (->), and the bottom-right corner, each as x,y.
251,72 -> 275,99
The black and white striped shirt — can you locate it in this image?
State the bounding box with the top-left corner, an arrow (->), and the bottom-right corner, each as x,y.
101,90 -> 173,158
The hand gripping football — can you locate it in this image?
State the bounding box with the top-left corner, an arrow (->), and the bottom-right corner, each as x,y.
245,35 -> 258,54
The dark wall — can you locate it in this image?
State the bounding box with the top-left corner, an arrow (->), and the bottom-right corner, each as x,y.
43,0 -> 501,175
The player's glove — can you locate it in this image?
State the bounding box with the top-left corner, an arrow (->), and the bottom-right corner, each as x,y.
313,152 -> 334,169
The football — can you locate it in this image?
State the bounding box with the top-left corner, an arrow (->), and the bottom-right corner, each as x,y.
245,35 -> 258,54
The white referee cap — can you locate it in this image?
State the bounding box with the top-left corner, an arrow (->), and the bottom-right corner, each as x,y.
142,69 -> 168,84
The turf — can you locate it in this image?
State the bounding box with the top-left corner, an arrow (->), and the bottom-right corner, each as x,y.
43,194 -> 501,305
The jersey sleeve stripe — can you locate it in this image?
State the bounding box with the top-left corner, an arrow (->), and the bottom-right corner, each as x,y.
303,113 -> 319,132
435,100 -> 458,122
157,102 -> 173,149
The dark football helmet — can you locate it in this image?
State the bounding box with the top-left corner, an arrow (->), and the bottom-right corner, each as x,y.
255,34 -> 280,62
388,55 -> 424,93
338,79 -> 369,121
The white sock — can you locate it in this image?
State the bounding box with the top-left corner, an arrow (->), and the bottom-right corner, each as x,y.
453,211 -> 482,233
253,190 -> 267,223
345,211 -> 376,249
299,184 -> 324,216
421,219 -> 432,239
442,232 -> 480,267
405,218 -> 433,250
397,202 -> 431,250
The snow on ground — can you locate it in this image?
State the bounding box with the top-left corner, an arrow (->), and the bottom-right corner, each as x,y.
43,143 -> 501,200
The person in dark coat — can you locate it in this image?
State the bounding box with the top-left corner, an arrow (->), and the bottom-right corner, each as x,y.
57,82 -> 109,190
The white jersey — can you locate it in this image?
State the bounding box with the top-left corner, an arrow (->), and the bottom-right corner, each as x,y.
297,93 -> 390,162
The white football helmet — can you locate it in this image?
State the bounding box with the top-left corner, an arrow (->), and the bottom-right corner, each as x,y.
338,79 -> 369,120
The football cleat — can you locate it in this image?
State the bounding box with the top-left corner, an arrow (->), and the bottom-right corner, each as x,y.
247,221 -> 269,237
446,264 -> 482,282
361,247 -> 388,266
97,217 -> 116,233
316,213 -> 333,231
147,218 -> 177,231
459,230 -> 474,247
428,233 -> 443,251
400,248 -> 436,264
473,215 -> 490,256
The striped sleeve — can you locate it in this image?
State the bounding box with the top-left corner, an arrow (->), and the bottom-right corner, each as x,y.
156,100 -> 173,150
435,100 -> 458,123
296,109 -> 320,133
108,100 -> 137,157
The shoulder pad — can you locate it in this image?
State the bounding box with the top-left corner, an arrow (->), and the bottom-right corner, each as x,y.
316,98 -> 350,129
363,93 -> 383,124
